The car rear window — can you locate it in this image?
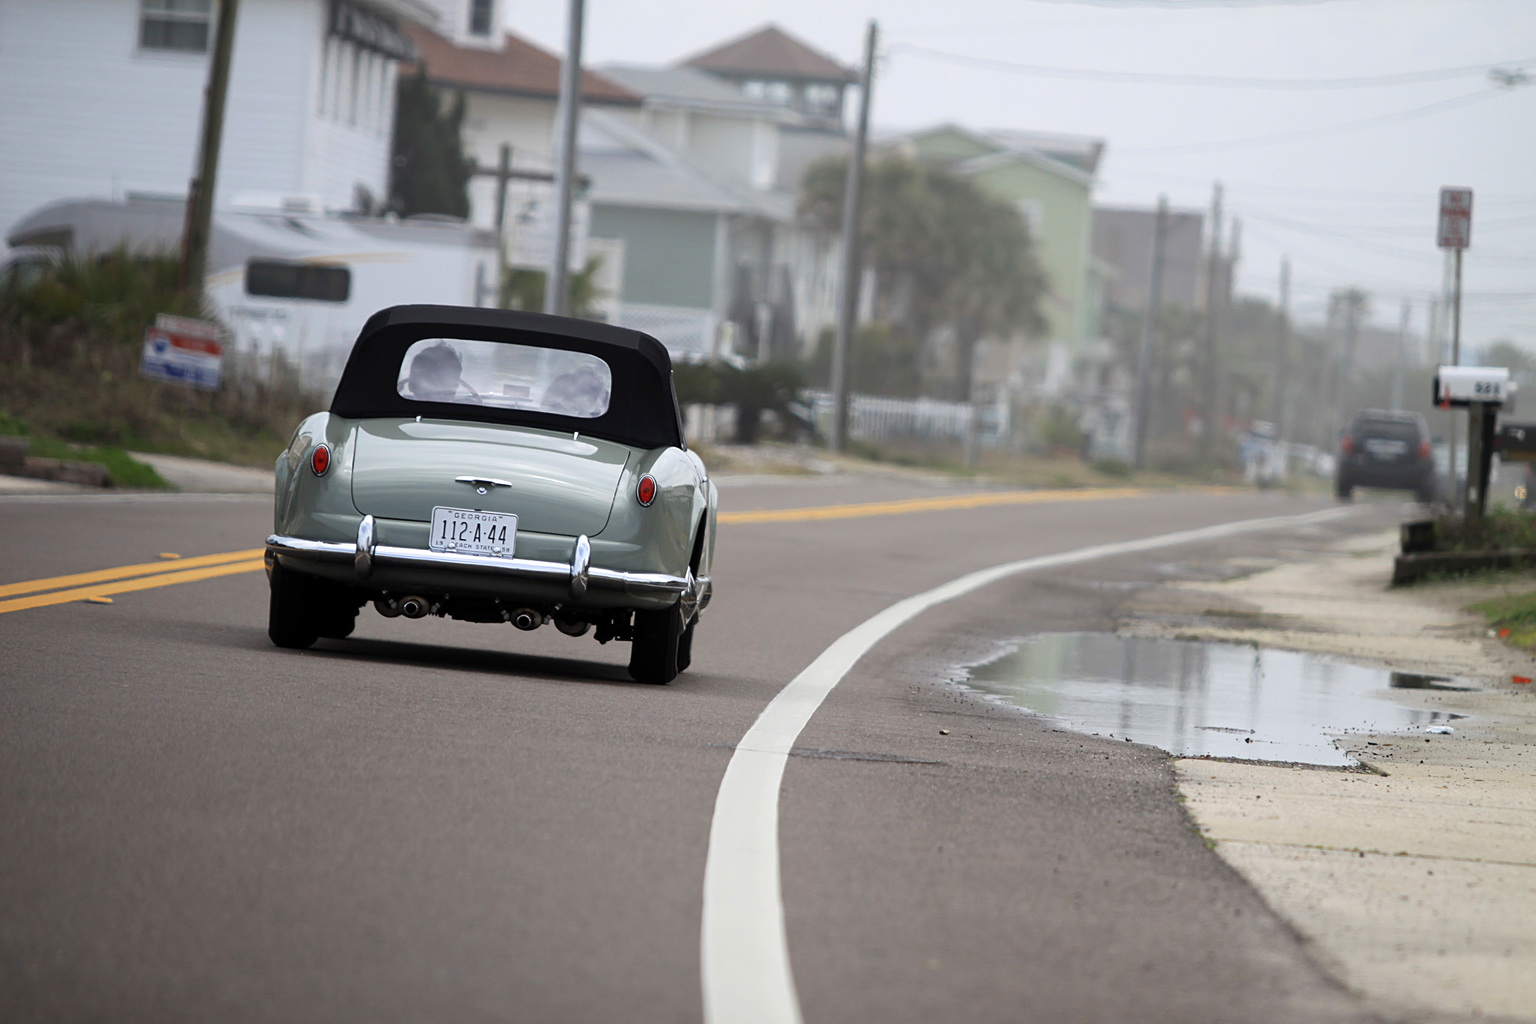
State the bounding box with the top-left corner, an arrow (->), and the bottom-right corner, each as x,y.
396,338 -> 612,419
1353,419 -> 1420,442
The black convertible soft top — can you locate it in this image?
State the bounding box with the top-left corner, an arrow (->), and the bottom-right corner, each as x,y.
330,305 -> 684,450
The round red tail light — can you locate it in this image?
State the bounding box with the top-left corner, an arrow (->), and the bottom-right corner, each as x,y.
1418,440 -> 1431,460
1341,436 -> 1354,455
311,443 -> 331,476
636,474 -> 657,506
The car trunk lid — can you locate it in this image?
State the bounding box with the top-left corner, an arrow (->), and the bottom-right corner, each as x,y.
351,419 -> 629,536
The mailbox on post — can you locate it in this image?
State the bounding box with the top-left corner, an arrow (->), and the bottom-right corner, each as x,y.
1435,365 -> 1510,523
1433,366 -> 1509,407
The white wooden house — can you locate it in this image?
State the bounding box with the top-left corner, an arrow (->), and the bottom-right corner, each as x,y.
0,0 -> 435,255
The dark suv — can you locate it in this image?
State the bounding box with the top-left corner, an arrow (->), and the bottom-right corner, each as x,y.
1336,410 -> 1436,502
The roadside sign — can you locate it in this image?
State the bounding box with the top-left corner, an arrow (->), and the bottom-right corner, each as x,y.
140,313 -> 224,390
1437,187 -> 1473,249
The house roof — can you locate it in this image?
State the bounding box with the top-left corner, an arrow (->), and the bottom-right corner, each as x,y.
680,24 -> 857,84
985,128 -> 1104,175
597,64 -> 794,119
897,123 -> 1100,187
402,25 -> 639,105
579,110 -> 788,219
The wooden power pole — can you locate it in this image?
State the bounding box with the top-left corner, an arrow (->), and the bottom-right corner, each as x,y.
1197,182 -> 1223,462
545,0 -> 586,316
1132,195 -> 1168,469
829,20 -> 878,454
179,0 -> 240,302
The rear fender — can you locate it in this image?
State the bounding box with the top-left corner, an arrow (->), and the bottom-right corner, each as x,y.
599,447 -> 703,577
274,412 -> 358,542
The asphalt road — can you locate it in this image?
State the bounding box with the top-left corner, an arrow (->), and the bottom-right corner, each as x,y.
0,479 -> 1402,1023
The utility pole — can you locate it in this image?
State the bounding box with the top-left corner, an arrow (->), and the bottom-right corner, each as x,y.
544,0 -> 585,316
178,0 -> 240,302
1271,256 -> 1291,441
1197,182 -> 1223,462
1330,290 -> 1363,439
1390,299 -> 1410,411
1132,195 -> 1168,469
829,20 -> 878,454
493,143 -> 512,236
494,144 -> 512,306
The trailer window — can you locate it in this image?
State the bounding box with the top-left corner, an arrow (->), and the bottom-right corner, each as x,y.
245,260 -> 351,302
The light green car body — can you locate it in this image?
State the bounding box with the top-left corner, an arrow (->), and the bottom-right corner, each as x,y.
269,411 -> 717,616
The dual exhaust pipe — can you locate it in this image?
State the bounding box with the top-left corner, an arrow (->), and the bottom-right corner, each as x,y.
374,595 -> 549,630
376,595 -> 433,619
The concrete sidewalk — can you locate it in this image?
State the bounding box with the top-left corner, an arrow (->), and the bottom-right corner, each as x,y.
1129,531 -> 1536,1022
129,452 -> 273,493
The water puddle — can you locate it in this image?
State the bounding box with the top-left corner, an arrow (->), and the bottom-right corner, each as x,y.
958,633 -> 1471,766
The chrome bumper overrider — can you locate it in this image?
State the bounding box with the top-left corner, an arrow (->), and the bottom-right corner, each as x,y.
266,515 -> 709,607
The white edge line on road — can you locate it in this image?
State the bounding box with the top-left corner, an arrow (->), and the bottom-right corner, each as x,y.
700,505 -> 1354,1024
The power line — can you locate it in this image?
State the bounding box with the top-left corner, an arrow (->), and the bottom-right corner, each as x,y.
1014,0 -> 1384,7
1119,88 -> 1509,156
1107,168 -> 1536,205
891,43 -> 1533,90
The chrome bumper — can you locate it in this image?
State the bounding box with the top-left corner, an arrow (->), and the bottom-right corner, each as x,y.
266,515 -> 707,606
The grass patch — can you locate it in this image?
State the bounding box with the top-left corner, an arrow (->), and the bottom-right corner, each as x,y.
1,251 -> 319,469
0,417 -> 168,488
1430,507 -> 1536,552
1469,590 -> 1536,650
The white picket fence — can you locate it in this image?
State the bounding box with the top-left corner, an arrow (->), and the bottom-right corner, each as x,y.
802,389 -> 1009,446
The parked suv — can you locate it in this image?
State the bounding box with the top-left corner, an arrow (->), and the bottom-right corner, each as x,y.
1336,410 -> 1437,502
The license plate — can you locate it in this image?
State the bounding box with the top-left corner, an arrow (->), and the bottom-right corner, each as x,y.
430,507 -> 517,557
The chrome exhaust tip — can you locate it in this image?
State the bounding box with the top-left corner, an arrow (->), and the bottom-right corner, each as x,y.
399,595 -> 430,619
511,608 -> 543,631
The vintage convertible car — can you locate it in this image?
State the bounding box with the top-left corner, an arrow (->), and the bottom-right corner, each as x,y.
264,305 -> 716,684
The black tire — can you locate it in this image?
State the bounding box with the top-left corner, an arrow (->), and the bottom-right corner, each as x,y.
1335,478 -> 1353,502
268,561 -> 321,650
676,617 -> 696,673
316,604 -> 358,640
629,604 -> 683,684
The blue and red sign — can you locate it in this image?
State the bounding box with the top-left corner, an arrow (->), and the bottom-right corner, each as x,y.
140,315 -> 224,390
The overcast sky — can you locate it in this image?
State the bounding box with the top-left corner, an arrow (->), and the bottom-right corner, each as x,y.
507,0 -> 1536,355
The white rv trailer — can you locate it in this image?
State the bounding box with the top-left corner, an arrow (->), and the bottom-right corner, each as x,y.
6,195 -> 498,395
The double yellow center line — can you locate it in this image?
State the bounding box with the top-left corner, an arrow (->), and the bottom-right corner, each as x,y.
1,485 -> 1172,615
718,485 -> 1150,524
0,549 -> 266,615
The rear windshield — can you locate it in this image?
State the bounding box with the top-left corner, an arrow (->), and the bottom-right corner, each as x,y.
396,338 -> 612,419
1353,418 -> 1421,442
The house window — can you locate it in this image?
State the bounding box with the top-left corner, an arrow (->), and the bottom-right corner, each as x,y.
468,0 -> 494,37
246,261 -> 352,303
802,82 -> 840,118
139,0 -> 212,53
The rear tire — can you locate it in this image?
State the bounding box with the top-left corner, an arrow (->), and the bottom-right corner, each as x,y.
1335,478 -> 1354,502
629,605 -> 683,684
268,561 -> 321,650
676,618 -> 696,673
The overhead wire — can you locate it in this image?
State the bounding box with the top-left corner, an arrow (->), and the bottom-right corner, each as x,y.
1118,88 -> 1511,156
890,43 -> 1533,90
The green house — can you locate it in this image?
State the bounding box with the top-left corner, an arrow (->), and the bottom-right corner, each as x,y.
896,124 -> 1103,390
